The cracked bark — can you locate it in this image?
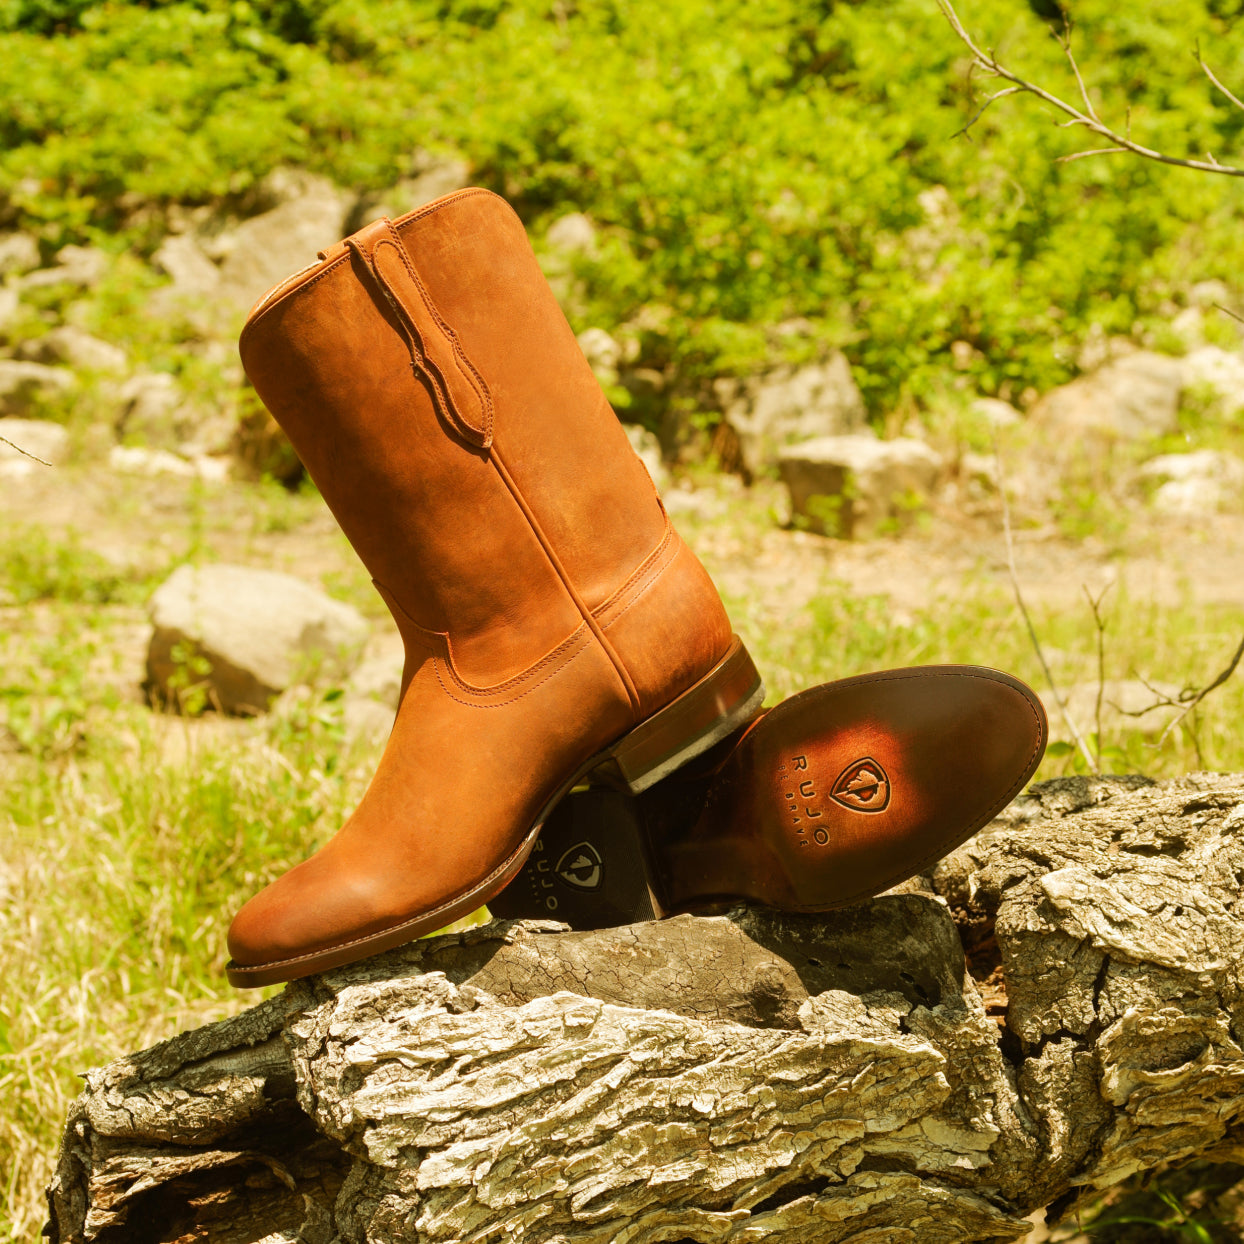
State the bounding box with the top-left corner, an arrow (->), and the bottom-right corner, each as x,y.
46,773 -> 1244,1243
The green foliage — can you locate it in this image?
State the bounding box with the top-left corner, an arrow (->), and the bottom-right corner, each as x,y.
5,0 -> 1244,423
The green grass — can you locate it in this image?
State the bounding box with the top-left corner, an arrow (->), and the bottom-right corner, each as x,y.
726,567 -> 1244,784
3,508 -> 1244,1234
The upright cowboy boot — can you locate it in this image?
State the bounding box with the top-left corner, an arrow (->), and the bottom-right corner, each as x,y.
491,665 -> 1047,928
226,189 -> 763,986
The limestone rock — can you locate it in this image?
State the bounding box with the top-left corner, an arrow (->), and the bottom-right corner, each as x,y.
0,416 -> 69,476
212,175 -> 351,313
1032,352 -> 1183,440
0,358 -> 77,416
0,232 -> 40,276
18,326 -> 127,373
146,564 -> 369,714
576,326 -> 622,387
1140,449 -> 1244,516
356,159 -> 473,226
18,244 -> 109,291
342,634 -> 405,742
779,434 -> 945,538
545,211 -> 597,254
720,355 -> 868,473
624,423 -> 669,494
970,396 -> 1022,429
152,233 -> 222,301
0,285 -> 18,334
109,446 -> 228,481
1180,345 -> 1244,412
114,372 -> 185,444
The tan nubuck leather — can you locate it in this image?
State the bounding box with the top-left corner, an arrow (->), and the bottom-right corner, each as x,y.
226,189 -> 764,987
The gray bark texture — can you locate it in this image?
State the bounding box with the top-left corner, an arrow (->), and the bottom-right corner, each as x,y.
47,773 -> 1244,1243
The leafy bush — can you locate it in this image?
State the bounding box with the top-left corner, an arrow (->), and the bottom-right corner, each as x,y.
4,0 -> 1244,426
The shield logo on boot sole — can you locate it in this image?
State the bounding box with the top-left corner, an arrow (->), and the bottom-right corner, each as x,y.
556,841 -> 604,891
830,758 -> 890,813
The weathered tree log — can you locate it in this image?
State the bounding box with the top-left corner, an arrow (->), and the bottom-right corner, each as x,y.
47,773 -> 1244,1243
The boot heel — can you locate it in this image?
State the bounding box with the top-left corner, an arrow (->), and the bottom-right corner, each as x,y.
594,637 -> 764,794
487,788 -> 656,928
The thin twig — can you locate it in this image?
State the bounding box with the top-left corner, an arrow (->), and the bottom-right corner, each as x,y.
1198,45 -> 1244,114
1213,302 -> 1244,325
937,0 -> 1244,177
1119,634 -> 1244,748
994,443 -> 1098,773
1083,583 -> 1112,769
0,435 -> 52,467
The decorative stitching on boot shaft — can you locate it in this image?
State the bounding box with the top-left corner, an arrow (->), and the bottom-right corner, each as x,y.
346,217 -> 494,450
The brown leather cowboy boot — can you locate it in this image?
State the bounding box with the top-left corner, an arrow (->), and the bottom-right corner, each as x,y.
490,666 -> 1047,928
225,189 -> 763,986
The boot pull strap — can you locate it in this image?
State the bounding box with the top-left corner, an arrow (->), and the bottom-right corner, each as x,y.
347,218 -> 494,450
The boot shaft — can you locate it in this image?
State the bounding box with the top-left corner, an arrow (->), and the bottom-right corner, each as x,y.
240,189 -> 670,687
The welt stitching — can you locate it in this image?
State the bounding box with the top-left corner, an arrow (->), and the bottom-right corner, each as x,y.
434,630 -> 591,709
438,623 -> 588,697
601,535 -> 683,633
594,520 -> 674,618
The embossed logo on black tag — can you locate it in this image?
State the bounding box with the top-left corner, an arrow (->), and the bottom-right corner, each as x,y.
556,842 -> 604,891
831,758 -> 891,813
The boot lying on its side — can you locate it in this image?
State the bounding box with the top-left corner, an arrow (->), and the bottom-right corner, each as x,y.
489,665 -> 1048,928
226,190 -> 764,987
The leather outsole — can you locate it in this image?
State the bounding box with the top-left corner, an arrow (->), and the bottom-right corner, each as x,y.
491,665 -> 1048,930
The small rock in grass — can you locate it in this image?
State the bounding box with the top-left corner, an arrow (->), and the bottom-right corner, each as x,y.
1032,351 -> 1183,440
719,355 -> 869,475
19,244 -> 109,290
0,232 -> 40,276
546,212 -> 597,255
18,326 -> 127,374
152,233 -> 222,300
146,564 -> 369,715
1180,346 -> 1244,411
624,423 -> 669,494
0,417 -> 69,475
778,434 -> 945,539
0,359 -> 77,416
1139,449 -> 1244,516
113,372 -> 185,443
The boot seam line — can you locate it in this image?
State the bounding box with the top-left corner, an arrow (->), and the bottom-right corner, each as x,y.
434,626 -> 592,706
591,517 -> 674,619
490,446 -> 642,717
376,576 -> 591,699
596,526 -> 681,634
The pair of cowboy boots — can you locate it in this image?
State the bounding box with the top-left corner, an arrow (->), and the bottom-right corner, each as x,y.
225,189 -> 1047,987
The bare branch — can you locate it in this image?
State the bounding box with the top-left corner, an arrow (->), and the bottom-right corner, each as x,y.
994,442 -> 1098,773
1055,147 -> 1131,164
1057,20 -> 1101,123
937,0 -> 1244,177
1199,48 -> 1244,114
1214,301 -> 1244,325
0,434 -> 52,467
1117,634 -> 1244,748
